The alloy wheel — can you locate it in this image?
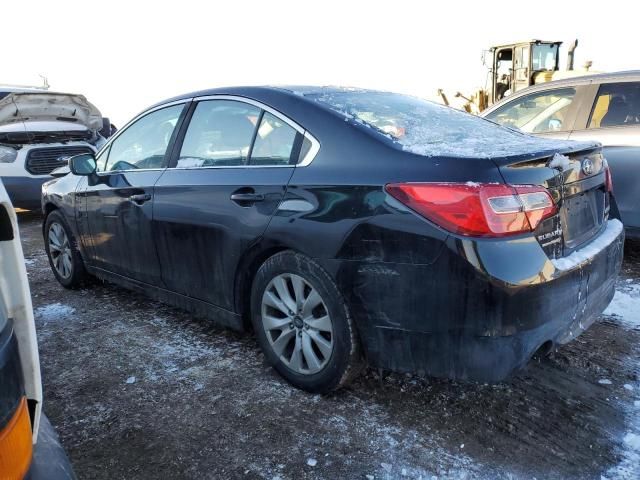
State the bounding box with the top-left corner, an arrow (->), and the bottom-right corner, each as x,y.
261,273 -> 334,375
48,223 -> 73,279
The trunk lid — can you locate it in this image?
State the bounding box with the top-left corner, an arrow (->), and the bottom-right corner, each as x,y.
495,142 -> 609,259
0,92 -> 103,132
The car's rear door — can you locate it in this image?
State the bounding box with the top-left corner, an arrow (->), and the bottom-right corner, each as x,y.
80,101 -> 188,285
568,80 -> 640,231
153,97 -> 311,311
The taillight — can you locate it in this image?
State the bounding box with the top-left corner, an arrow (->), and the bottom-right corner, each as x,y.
0,397 -> 33,480
604,164 -> 613,193
385,182 -> 557,237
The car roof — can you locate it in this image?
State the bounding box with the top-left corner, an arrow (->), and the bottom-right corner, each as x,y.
491,39 -> 563,49
483,71 -> 640,114
0,87 -> 54,94
507,70 -> 640,92
150,85 -> 374,108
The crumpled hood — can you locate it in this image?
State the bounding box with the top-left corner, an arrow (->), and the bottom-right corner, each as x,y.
0,92 -> 103,132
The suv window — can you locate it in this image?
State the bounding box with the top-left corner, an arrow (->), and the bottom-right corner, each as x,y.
103,104 -> 184,172
177,100 -> 260,168
249,112 -> 299,166
589,82 -> 640,128
484,88 -> 576,133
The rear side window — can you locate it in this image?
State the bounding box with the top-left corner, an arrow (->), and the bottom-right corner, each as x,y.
177,100 -> 260,168
104,104 -> 184,171
249,112 -> 299,166
485,88 -> 576,133
588,82 -> 640,128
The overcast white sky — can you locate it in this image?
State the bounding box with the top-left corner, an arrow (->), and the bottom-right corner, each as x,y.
3,0 -> 635,126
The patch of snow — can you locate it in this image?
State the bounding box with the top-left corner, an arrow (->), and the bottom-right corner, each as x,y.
604,320 -> 640,479
306,458 -> 317,467
34,303 -> 75,321
552,220 -> 623,271
624,433 -> 640,450
604,281 -> 640,329
24,258 -> 35,266
125,376 -> 136,384
366,475 -> 374,480
599,379 -> 613,385
548,152 -> 576,171
308,89 -> 597,159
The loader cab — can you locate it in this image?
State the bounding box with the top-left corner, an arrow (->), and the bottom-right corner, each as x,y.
491,40 -> 562,103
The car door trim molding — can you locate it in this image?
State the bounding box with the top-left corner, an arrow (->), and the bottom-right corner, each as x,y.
192,94 -> 320,167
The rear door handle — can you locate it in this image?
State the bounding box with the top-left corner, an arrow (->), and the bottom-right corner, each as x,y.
129,193 -> 152,204
230,193 -> 265,203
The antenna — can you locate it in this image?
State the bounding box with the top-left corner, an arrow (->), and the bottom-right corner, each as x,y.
38,74 -> 50,90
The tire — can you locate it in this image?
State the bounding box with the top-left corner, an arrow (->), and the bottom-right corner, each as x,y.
251,250 -> 363,393
44,210 -> 89,289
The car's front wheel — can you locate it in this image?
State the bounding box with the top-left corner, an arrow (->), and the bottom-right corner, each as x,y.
251,251 -> 363,393
44,210 -> 88,289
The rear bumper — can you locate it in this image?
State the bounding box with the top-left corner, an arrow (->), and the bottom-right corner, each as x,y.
27,414 -> 76,480
1,176 -> 48,210
330,220 -> 625,382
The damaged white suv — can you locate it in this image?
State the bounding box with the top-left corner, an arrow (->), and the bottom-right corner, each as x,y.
0,87 -> 112,209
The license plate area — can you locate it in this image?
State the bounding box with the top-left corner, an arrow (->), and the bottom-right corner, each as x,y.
561,187 -> 606,253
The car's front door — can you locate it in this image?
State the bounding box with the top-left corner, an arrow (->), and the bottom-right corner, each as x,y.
153,98 -> 309,311
79,102 -> 187,285
568,81 -> 640,231
484,86 -> 582,139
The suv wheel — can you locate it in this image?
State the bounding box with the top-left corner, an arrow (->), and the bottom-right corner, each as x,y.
251,251 -> 363,393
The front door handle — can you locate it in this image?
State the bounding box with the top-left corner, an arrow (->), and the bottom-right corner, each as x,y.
129,193 -> 152,204
230,192 -> 265,203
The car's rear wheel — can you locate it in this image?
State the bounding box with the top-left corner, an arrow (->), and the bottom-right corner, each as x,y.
251,251 -> 363,393
44,210 -> 88,289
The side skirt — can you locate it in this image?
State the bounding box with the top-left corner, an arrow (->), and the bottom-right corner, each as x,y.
86,266 -> 244,332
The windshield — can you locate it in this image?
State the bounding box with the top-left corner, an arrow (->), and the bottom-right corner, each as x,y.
305,89 -> 588,158
532,44 -> 558,71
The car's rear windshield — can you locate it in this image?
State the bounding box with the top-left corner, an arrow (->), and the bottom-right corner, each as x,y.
304,89 -> 586,158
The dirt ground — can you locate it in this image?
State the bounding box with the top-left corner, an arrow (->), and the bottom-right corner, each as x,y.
17,211 -> 640,480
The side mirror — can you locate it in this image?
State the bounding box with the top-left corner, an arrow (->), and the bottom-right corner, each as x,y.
69,153 -> 97,176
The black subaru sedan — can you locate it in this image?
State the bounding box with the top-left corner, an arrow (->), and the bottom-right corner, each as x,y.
41,87 -> 624,393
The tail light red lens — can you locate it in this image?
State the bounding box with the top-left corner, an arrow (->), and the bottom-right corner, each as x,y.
604,165 -> 613,193
385,182 -> 557,237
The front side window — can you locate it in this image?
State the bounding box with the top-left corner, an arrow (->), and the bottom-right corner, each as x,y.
484,88 -> 576,133
177,100 -> 260,168
249,112 -> 298,166
103,104 -> 184,171
588,82 -> 640,128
